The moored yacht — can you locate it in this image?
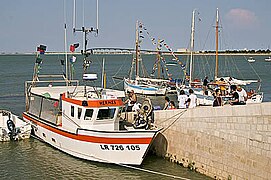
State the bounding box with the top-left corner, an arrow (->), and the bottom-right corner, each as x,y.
265,56 -> 271,62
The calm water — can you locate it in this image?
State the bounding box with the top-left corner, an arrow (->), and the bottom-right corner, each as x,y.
0,53 -> 270,179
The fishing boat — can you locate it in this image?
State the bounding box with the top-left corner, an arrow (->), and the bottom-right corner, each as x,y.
0,110 -> 31,141
247,57 -> 255,63
265,56 -> 271,62
23,3 -> 159,165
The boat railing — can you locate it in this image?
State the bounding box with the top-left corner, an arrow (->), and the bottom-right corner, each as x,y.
30,73 -> 80,87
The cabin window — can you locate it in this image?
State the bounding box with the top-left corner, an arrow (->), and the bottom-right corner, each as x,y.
71,106 -> 74,117
84,109 -> 94,120
97,108 -> 116,120
40,97 -> 59,124
78,108 -> 82,119
29,94 -> 42,117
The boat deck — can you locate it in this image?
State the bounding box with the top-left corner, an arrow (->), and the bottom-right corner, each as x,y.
30,86 -> 125,100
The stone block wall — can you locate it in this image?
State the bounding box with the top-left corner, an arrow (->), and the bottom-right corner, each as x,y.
151,102 -> 271,180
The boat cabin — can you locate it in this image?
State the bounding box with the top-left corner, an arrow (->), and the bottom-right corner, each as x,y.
26,86 -> 125,132
61,93 -> 123,132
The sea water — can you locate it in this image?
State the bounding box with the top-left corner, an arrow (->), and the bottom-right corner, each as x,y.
0,53 -> 270,179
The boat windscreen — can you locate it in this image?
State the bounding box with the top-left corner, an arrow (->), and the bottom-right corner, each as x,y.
97,108 -> 116,120
40,98 -> 59,124
29,95 -> 42,117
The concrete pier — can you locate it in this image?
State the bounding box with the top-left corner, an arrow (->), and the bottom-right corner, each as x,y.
150,103 -> 271,180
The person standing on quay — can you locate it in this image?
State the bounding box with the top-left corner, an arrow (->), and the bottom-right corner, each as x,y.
163,96 -> 170,110
178,89 -> 188,109
186,89 -> 197,108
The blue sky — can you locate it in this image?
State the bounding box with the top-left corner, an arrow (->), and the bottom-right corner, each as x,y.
0,0 -> 270,53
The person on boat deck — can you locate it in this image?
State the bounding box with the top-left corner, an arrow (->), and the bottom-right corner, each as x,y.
237,86 -> 247,104
178,89 -> 188,109
163,96 -> 170,110
124,90 -> 137,112
186,89 -> 197,108
203,76 -> 209,95
213,89 -> 223,107
217,78 -> 227,96
247,89 -> 256,99
229,85 -> 241,105
169,101 -> 176,109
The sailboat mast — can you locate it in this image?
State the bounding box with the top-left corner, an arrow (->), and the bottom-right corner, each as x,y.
135,21 -> 139,78
215,8 -> 219,80
64,0 -> 69,82
189,9 -> 196,85
157,39 -> 161,79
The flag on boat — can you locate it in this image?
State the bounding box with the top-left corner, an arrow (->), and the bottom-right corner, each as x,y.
70,43 -> 80,52
70,45 -> 75,52
70,56 -> 76,63
37,45 -> 47,54
36,57 -> 42,64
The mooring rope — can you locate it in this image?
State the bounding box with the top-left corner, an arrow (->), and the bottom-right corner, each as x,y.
119,163 -> 191,180
86,152 -> 192,180
154,110 -> 187,133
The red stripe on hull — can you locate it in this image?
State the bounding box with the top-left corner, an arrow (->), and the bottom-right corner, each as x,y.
23,113 -> 153,144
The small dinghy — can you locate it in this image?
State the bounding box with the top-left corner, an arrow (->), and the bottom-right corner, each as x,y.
0,110 -> 31,141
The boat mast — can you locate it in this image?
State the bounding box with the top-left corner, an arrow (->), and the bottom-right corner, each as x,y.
215,8 -> 219,81
189,9 -> 196,85
101,57 -> 106,88
157,39 -> 161,79
73,0 -> 99,96
64,0 -> 69,83
135,21 -> 139,79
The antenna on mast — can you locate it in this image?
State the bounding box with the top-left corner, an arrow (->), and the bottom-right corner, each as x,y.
73,0 -> 99,97
72,0 -> 76,33
96,0 -> 99,34
63,0 -> 69,83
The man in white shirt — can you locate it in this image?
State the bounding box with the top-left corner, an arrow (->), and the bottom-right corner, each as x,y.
237,86 -> 247,104
186,89 -> 197,108
178,90 -> 188,109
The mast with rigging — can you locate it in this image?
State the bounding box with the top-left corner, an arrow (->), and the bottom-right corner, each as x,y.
215,8 -> 219,81
189,9 -> 196,85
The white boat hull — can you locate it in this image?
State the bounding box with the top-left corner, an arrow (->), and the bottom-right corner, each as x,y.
177,87 -> 263,106
23,113 -> 158,165
0,110 -> 31,142
248,60 -> 255,63
124,79 -> 167,96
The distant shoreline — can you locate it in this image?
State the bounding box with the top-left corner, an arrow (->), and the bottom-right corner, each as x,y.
1,51 -> 271,56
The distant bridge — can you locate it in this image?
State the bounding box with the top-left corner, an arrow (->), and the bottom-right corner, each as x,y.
86,47 -> 172,54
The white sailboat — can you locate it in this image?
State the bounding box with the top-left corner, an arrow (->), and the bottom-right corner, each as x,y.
124,21 -> 168,96
212,9 -> 263,104
178,9 -> 263,106
23,2 -> 159,165
176,9 -> 214,106
247,57 -> 255,63
265,56 -> 271,62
